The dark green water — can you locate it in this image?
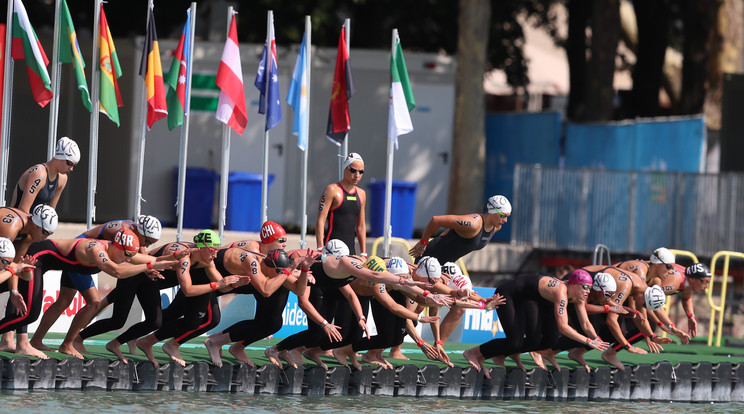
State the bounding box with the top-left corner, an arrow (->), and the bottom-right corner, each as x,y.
3,391 -> 743,413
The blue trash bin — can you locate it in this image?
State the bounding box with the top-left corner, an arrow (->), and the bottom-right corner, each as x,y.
173,167 -> 217,229
367,180 -> 418,239
226,172 -> 274,232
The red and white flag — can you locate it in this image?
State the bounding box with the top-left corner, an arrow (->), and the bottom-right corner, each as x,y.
215,14 -> 247,134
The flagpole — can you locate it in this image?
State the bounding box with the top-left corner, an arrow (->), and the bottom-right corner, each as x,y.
134,0 -> 155,220
46,0 -> 62,159
0,0 -> 15,206
260,10 -> 273,226
299,15 -> 311,249
337,18 -> 350,180
382,30 -> 399,257
175,3 -> 196,242
86,0 -> 102,229
217,6 -> 234,241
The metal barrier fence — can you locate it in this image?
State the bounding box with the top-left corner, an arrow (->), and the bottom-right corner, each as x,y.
512,164 -> 744,256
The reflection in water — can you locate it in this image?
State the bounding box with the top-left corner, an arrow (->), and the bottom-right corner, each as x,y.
3,391 -> 743,413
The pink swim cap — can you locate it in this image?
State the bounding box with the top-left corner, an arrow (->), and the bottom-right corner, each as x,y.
567,269 -> 592,285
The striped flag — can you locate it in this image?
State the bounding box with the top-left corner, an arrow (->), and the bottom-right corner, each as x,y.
98,4 -> 123,126
388,33 -> 415,149
139,5 -> 167,129
165,9 -> 191,131
11,0 -> 52,108
287,33 -> 308,150
326,26 -> 355,145
215,15 -> 247,135
58,0 -> 90,112
254,14 -> 281,131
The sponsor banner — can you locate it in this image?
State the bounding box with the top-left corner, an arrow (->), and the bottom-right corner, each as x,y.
23,270 -> 98,333
459,286 -> 505,343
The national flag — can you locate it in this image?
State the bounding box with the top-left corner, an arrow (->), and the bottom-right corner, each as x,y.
287,33 -> 308,150
165,9 -> 191,130
58,0 -> 90,112
215,15 -> 247,135
0,24 -> 5,134
326,26 -> 355,145
11,0 -> 52,107
98,4 -> 123,126
138,5 -> 167,129
254,14 -> 281,131
388,34 -> 415,149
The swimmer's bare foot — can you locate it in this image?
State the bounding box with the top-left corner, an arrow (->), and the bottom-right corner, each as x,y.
509,353 -> 526,371
540,351 -> 560,372
127,340 -> 141,355
286,348 -> 305,366
491,355 -> 506,369
15,342 -> 49,360
320,349 -> 333,357
334,346 -> 361,371
106,339 -> 128,364
72,335 -> 89,355
464,347 -> 489,379
228,342 -> 254,367
28,338 -> 52,352
264,346 -> 284,368
0,332 -> 16,353
302,347 -> 328,370
136,335 -> 160,368
601,348 -> 625,371
387,349 -> 409,360
528,351 -> 547,370
568,348 -> 590,373
162,339 -> 185,367
59,341 -> 84,359
205,337 -> 223,368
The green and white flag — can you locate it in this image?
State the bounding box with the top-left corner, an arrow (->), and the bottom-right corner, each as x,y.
387,33 -> 415,149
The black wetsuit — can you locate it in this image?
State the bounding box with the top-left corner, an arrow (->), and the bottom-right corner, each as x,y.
422,215 -> 495,263
324,183 -> 361,254
12,164 -> 58,210
0,240 -> 98,334
276,261 -> 356,351
80,243 -> 189,344
351,289 -> 409,352
479,274 -> 557,358
214,248 -> 293,346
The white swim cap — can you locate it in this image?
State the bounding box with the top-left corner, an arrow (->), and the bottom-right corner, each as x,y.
0,237 -> 15,259
31,204 -> 58,234
54,137 -> 80,163
137,215 -> 162,240
650,247 -> 675,265
386,256 -> 408,276
342,152 -> 364,170
447,274 -> 473,291
441,262 -> 463,278
485,195 -> 512,215
415,256 -> 441,280
323,239 -> 349,257
644,285 -> 666,311
592,272 -> 617,293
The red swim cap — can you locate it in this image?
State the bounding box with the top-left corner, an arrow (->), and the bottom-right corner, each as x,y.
113,229 -> 140,252
260,221 -> 286,244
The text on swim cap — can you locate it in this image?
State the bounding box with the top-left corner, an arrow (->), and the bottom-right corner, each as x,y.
261,224 -> 275,240
115,232 -> 135,247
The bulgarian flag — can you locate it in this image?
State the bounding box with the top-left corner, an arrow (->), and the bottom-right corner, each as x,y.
387,32 -> 415,149
59,0 -> 91,112
165,9 -> 191,131
98,3 -> 123,126
11,0 -> 52,108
